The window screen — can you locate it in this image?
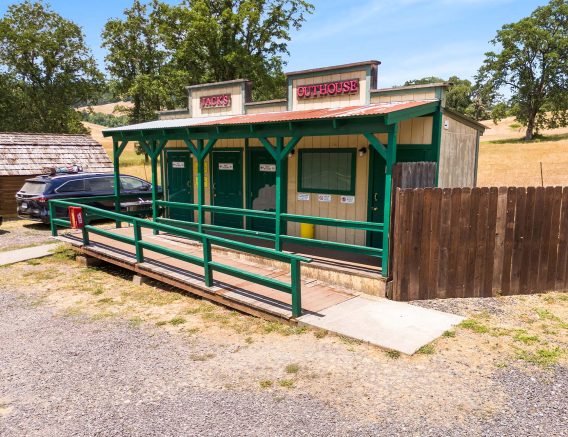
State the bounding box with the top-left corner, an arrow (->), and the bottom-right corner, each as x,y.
298,149 -> 356,195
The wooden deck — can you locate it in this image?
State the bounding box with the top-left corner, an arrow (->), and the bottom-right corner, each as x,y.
59,226 -> 357,321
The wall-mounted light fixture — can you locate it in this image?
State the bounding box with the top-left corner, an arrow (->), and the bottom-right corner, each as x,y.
358,147 -> 367,157
289,149 -> 296,158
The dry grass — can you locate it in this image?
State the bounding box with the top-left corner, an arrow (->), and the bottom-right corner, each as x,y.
478,117 -> 568,187
83,120 -> 158,183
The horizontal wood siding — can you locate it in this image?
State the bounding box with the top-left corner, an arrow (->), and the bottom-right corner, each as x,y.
0,175 -> 28,217
391,186 -> 568,300
291,70 -> 368,110
438,113 -> 478,188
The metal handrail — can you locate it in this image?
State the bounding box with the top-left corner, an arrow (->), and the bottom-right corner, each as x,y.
49,199 -> 309,317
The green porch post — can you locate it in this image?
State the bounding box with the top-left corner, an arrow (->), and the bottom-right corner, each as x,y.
432,106 -> 443,186
382,123 -> 398,276
184,136 -> 216,234
274,137 -> 283,251
113,139 -> 128,228
259,136 -> 300,252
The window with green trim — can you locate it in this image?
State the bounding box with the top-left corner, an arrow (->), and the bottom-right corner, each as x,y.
298,148 -> 356,195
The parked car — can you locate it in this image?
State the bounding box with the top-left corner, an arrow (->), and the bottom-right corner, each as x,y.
16,172 -> 161,224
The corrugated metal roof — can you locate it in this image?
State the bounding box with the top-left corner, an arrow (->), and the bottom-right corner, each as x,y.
103,101 -> 434,135
0,133 -> 112,176
200,100 -> 431,126
103,115 -> 233,133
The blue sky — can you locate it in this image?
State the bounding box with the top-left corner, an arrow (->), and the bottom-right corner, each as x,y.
0,0 -> 548,87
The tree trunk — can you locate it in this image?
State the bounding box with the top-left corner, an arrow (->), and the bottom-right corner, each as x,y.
525,115 -> 536,141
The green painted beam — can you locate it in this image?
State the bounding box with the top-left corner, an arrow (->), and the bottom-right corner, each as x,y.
363,133 -> 387,160
432,108 -> 443,186
384,101 -> 439,125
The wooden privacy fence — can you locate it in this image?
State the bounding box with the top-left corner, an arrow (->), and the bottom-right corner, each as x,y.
391,186 -> 568,301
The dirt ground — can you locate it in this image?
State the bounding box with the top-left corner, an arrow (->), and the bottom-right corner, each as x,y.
0,220 -> 54,252
0,242 -> 566,436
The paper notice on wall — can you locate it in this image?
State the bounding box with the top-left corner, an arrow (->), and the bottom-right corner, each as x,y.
297,193 -> 310,201
259,164 -> 276,172
218,163 -> 233,170
340,195 -> 355,204
172,161 -> 185,169
318,194 -> 332,202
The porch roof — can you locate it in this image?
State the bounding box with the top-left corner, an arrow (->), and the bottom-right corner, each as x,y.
102,100 -> 438,138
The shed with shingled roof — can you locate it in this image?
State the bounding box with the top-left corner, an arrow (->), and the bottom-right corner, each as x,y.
0,132 -> 112,218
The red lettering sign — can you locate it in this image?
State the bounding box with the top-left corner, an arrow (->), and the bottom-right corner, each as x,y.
200,94 -> 232,109
296,79 -> 359,100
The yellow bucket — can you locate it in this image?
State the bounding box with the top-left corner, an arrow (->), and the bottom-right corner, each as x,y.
300,223 -> 315,239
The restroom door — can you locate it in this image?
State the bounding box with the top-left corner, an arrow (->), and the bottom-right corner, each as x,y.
249,149 -> 276,233
368,147 -> 386,248
166,150 -> 193,221
211,150 -> 243,228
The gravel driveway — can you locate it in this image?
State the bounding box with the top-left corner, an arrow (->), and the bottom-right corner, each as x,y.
0,220 -> 53,251
1,279 -> 566,437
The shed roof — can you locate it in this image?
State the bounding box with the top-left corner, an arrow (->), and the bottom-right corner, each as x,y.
0,132 -> 113,176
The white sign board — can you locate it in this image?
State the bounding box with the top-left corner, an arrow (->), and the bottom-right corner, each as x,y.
218,163 -> 234,170
172,161 -> 185,169
318,194 -> 332,203
340,195 -> 355,204
259,164 -> 276,172
297,193 -> 310,201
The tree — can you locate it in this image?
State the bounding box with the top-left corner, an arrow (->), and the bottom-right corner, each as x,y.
404,75 -> 476,116
159,0 -> 314,101
0,1 -> 103,133
102,0 -> 176,124
475,0 -> 568,140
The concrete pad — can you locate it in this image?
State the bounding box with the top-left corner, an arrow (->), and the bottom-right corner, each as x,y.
0,243 -> 57,267
298,296 -> 464,355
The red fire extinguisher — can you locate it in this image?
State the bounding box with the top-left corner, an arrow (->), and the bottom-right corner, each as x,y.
68,206 -> 85,229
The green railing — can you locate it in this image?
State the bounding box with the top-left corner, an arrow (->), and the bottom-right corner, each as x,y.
49,199 -> 311,317
156,200 -> 384,260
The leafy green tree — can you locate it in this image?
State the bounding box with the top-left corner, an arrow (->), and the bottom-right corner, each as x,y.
476,0 -> 568,140
404,75 -> 476,117
0,0 -> 103,133
102,0 -> 177,124
159,0 -> 314,101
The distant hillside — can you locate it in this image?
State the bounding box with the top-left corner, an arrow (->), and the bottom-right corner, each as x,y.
78,101 -> 133,116
480,116 -> 568,143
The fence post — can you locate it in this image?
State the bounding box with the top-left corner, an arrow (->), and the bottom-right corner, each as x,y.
133,219 -> 144,263
203,236 -> 213,287
49,201 -> 58,237
290,259 -> 302,317
81,209 -> 90,246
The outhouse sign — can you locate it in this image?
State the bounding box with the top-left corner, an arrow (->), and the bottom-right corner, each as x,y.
297,79 -> 359,99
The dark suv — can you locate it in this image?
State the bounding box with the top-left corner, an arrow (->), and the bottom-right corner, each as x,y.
16,173 -> 160,224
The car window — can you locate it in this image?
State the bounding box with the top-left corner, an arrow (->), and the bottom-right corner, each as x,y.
121,176 -> 147,190
87,176 -> 115,193
56,179 -> 86,193
20,181 -> 47,195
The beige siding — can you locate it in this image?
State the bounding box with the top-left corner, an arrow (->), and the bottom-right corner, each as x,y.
190,85 -> 244,117
245,103 -> 287,115
370,90 -> 437,104
438,114 -> 478,188
291,69 -> 367,111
